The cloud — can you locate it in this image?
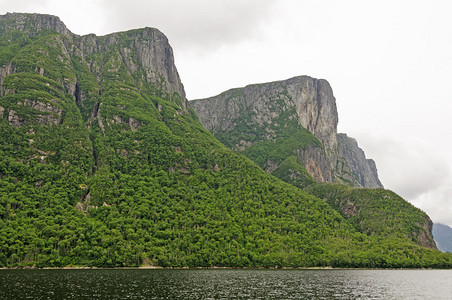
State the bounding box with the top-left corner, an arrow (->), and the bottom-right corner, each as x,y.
356,134 -> 451,198
413,185 -> 452,228
99,0 -> 279,51
0,0 -> 107,36
351,133 -> 452,227
1,0 -> 281,54
0,0 -> 49,13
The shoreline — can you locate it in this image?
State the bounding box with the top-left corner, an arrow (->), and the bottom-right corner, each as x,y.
1,266 -> 449,270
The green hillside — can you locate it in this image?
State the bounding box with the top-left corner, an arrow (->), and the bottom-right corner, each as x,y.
1,13 -> 451,268
306,184 -> 436,249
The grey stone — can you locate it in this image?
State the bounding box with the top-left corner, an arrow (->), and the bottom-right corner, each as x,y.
338,133 -> 383,188
75,27 -> 187,111
191,76 -> 383,188
8,110 -> 22,127
0,13 -> 72,37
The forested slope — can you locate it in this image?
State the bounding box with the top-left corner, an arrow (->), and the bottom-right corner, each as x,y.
0,13 -> 451,268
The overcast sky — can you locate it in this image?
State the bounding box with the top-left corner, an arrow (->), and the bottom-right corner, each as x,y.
1,0 -> 452,227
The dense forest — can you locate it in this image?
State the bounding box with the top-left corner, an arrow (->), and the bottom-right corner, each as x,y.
1,13 -> 452,268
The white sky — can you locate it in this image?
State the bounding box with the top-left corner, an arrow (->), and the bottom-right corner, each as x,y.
1,0 -> 452,227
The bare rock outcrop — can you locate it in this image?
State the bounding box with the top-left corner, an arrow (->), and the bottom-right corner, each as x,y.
0,13 -> 72,37
191,76 -> 361,185
337,133 -> 383,188
75,28 -> 187,110
0,13 -> 188,129
191,76 -> 383,188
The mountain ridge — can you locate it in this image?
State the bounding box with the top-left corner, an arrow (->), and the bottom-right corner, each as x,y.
0,13 -> 450,268
190,76 -> 383,189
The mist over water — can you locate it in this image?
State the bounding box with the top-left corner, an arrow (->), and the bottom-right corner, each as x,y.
1,269 -> 451,299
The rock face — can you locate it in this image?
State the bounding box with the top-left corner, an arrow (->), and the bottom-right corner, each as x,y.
0,12 -> 71,37
338,133 -> 383,188
191,76 -> 382,188
192,76 -> 337,149
75,28 -> 187,109
0,12 -> 187,127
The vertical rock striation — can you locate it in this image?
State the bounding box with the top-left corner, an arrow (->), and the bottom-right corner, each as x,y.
337,133 -> 383,188
75,28 -> 187,109
0,12 -> 188,122
191,76 -> 384,187
0,12 -> 72,36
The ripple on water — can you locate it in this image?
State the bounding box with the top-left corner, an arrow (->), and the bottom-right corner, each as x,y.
1,269 -> 452,299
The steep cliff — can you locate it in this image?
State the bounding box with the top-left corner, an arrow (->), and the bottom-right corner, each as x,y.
191,76 -> 382,188
0,13 -> 187,118
0,13 -> 71,36
337,133 -> 383,188
0,13 -> 448,268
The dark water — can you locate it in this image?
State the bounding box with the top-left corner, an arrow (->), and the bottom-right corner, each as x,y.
1,269 -> 451,299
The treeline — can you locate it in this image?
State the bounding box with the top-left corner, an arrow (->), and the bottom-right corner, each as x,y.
1,20 -> 452,269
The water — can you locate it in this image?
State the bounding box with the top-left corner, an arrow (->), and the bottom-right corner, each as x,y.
1,269 -> 451,299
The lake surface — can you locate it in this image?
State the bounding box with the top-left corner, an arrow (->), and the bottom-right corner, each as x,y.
1,269 -> 451,299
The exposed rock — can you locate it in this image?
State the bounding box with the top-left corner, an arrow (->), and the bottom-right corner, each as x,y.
133,28 -> 187,108
192,77 -> 337,146
337,133 -> 383,188
0,63 -> 14,92
1,13 -> 188,134
8,110 -> 22,127
111,115 -> 123,124
22,99 -> 63,125
172,146 -> 183,153
236,140 -> 253,151
119,149 -> 128,157
212,164 -> 220,172
263,160 -> 278,173
75,27 -> 188,111
191,76 -> 383,188
89,102 -> 105,134
191,76 -> 358,185
0,13 -> 72,37
128,117 -> 141,131
0,105 -> 4,118
75,202 -> 87,212
296,146 -> 333,183
97,115 -> 104,134
341,199 -> 357,217
415,219 -> 437,249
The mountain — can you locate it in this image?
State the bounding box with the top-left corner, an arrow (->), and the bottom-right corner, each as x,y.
190,76 -> 383,189
0,13 -> 450,268
190,76 -> 438,249
433,223 -> 452,252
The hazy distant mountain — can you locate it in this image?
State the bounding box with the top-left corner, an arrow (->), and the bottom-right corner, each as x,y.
433,223 -> 452,252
